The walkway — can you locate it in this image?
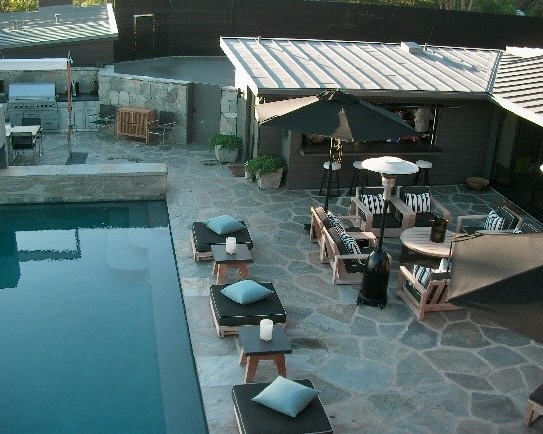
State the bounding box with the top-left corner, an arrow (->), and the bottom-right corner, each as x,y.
12,131 -> 543,433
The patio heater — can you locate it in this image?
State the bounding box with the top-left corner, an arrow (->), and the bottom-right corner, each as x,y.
357,157 -> 419,308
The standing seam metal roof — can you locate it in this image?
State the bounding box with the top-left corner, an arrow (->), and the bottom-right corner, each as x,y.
0,4 -> 117,50
220,37 -> 500,95
491,49 -> 543,127
221,36 -> 543,127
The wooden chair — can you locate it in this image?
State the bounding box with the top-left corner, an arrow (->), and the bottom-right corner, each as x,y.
456,204 -> 523,234
320,224 -> 376,284
147,111 -> 176,145
396,264 -> 461,320
349,186 -> 415,238
525,383 -> 543,426
397,185 -> 451,227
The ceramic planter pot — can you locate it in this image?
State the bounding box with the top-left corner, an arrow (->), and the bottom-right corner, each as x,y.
257,168 -> 284,189
214,146 -> 239,163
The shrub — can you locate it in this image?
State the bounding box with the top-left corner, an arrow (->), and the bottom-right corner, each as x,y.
208,134 -> 243,151
245,155 -> 287,177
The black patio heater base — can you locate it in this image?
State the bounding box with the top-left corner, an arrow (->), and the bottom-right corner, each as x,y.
357,247 -> 390,309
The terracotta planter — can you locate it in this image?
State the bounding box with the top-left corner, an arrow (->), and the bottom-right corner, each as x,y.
214,146 -> 239,163
257,168 -> 283,189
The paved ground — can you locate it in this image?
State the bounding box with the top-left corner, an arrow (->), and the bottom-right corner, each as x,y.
15,131 -> 543,433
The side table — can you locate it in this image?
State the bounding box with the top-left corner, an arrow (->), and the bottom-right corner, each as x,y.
211,244 -> 253,284
238,325 -> 292,383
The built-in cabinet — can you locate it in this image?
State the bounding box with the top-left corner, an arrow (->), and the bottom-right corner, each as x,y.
58,100 -> 99,131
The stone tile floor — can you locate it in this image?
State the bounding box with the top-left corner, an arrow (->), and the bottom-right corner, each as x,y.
13,131 -> 543,433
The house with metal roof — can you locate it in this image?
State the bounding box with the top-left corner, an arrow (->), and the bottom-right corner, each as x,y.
221,37 -> 543,221
0,4 -> 118,66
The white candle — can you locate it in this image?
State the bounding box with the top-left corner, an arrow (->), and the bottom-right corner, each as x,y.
259,319 -> 273,341
225,237 -> 236,254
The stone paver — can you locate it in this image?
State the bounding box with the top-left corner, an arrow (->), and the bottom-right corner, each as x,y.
17,132 -> 543,433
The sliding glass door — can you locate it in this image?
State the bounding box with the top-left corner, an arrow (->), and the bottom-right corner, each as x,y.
492,112 -> 543,221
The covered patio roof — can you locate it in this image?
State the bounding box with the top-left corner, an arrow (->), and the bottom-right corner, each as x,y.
220,36 -> 543,126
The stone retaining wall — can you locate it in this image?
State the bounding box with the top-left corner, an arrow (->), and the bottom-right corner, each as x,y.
98,67 -> 190,145
0,163 -> 167,204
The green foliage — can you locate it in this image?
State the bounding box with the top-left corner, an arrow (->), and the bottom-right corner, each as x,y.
0,0 -> 38,12
208,134 -> 243,151
245,155 -> 287,177
73,0 -> 108,6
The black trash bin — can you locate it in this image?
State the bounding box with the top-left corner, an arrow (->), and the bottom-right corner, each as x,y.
430,218 -> 448,243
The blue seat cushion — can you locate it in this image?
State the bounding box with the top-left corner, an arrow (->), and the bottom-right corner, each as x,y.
204,214 -> 246,235
210,282 -> 286,327
221,280 -> 273,305
251,376 -> 320,417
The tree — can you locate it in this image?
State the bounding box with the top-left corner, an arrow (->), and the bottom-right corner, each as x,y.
0,0 -> 38,12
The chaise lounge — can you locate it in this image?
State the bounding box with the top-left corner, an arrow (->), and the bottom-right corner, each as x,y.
209,282 -> 286,337
191,220 -> 253,261
232,379 -> 333,434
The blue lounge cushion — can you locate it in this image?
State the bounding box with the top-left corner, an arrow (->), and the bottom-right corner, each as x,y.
204,214 -> 245,235
251,376 -> 320,418
220,280 -> 273,305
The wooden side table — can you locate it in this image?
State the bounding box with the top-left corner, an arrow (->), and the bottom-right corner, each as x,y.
210,244 -> 253,284
116,107 -> 155,143
238,325 -> 292,383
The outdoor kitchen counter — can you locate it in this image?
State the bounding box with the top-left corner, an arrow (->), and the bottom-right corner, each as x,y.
56,93 -> 99,102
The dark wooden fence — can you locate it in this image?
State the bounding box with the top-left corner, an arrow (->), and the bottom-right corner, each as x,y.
112,0 -> 543,62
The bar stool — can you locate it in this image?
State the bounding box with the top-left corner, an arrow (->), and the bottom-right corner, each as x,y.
413,160 -> 432,185
319,161 -> 341,197
348,160 -> 369,196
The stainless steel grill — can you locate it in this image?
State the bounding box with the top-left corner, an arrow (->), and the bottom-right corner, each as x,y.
7,83 -> 59,130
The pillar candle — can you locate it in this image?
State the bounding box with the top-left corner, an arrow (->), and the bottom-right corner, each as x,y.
225,237 -> 236,254
259,319 -> 273,341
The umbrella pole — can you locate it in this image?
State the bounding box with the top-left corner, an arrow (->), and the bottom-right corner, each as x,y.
324,138 -> 342,212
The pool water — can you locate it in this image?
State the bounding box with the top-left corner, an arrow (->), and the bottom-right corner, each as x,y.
0,201 -> 207,433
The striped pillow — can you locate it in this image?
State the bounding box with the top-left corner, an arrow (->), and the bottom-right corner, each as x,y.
484,210 -> 505,230
404,192 -> 431,213
361,194 -> 384,214
413,264 -> 432,287
337,227 -> 364,265
326,211 -> 343,229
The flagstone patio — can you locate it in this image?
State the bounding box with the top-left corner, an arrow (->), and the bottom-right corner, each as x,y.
8,131 -> 543,433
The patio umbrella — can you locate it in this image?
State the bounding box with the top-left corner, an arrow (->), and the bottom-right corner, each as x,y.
448,232 -> 543,344
256,89 -> 419,210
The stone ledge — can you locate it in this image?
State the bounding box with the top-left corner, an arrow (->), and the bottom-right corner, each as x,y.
0,163 -> 168,204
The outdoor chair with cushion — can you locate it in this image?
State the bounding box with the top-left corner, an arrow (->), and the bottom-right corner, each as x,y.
191,215 -> 253,261
89,104 -> 116,134
320,224 -> 376,284
11,132 -> 39,163
525,383 -> 543,426
209,281 -> 286,337
232,378 -> 333,434
456,204 -> 523,234
21,117 -> 43,149
147,110 -> 176,145
396,262 -> 460,320
349,186 -> 415,238
397,185 -> 451,227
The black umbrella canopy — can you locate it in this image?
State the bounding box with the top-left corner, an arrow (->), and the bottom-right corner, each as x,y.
256,89 -> 418,142
448,233 -> 543,344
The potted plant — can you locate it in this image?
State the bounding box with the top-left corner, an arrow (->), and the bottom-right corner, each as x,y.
245,155 -> 287,189
209,133 -> 243,163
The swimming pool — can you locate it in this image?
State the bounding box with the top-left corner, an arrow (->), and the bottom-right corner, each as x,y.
0,201 -> 207,433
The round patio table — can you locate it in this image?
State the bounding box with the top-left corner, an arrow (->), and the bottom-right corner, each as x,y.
400,227 -> 455,258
